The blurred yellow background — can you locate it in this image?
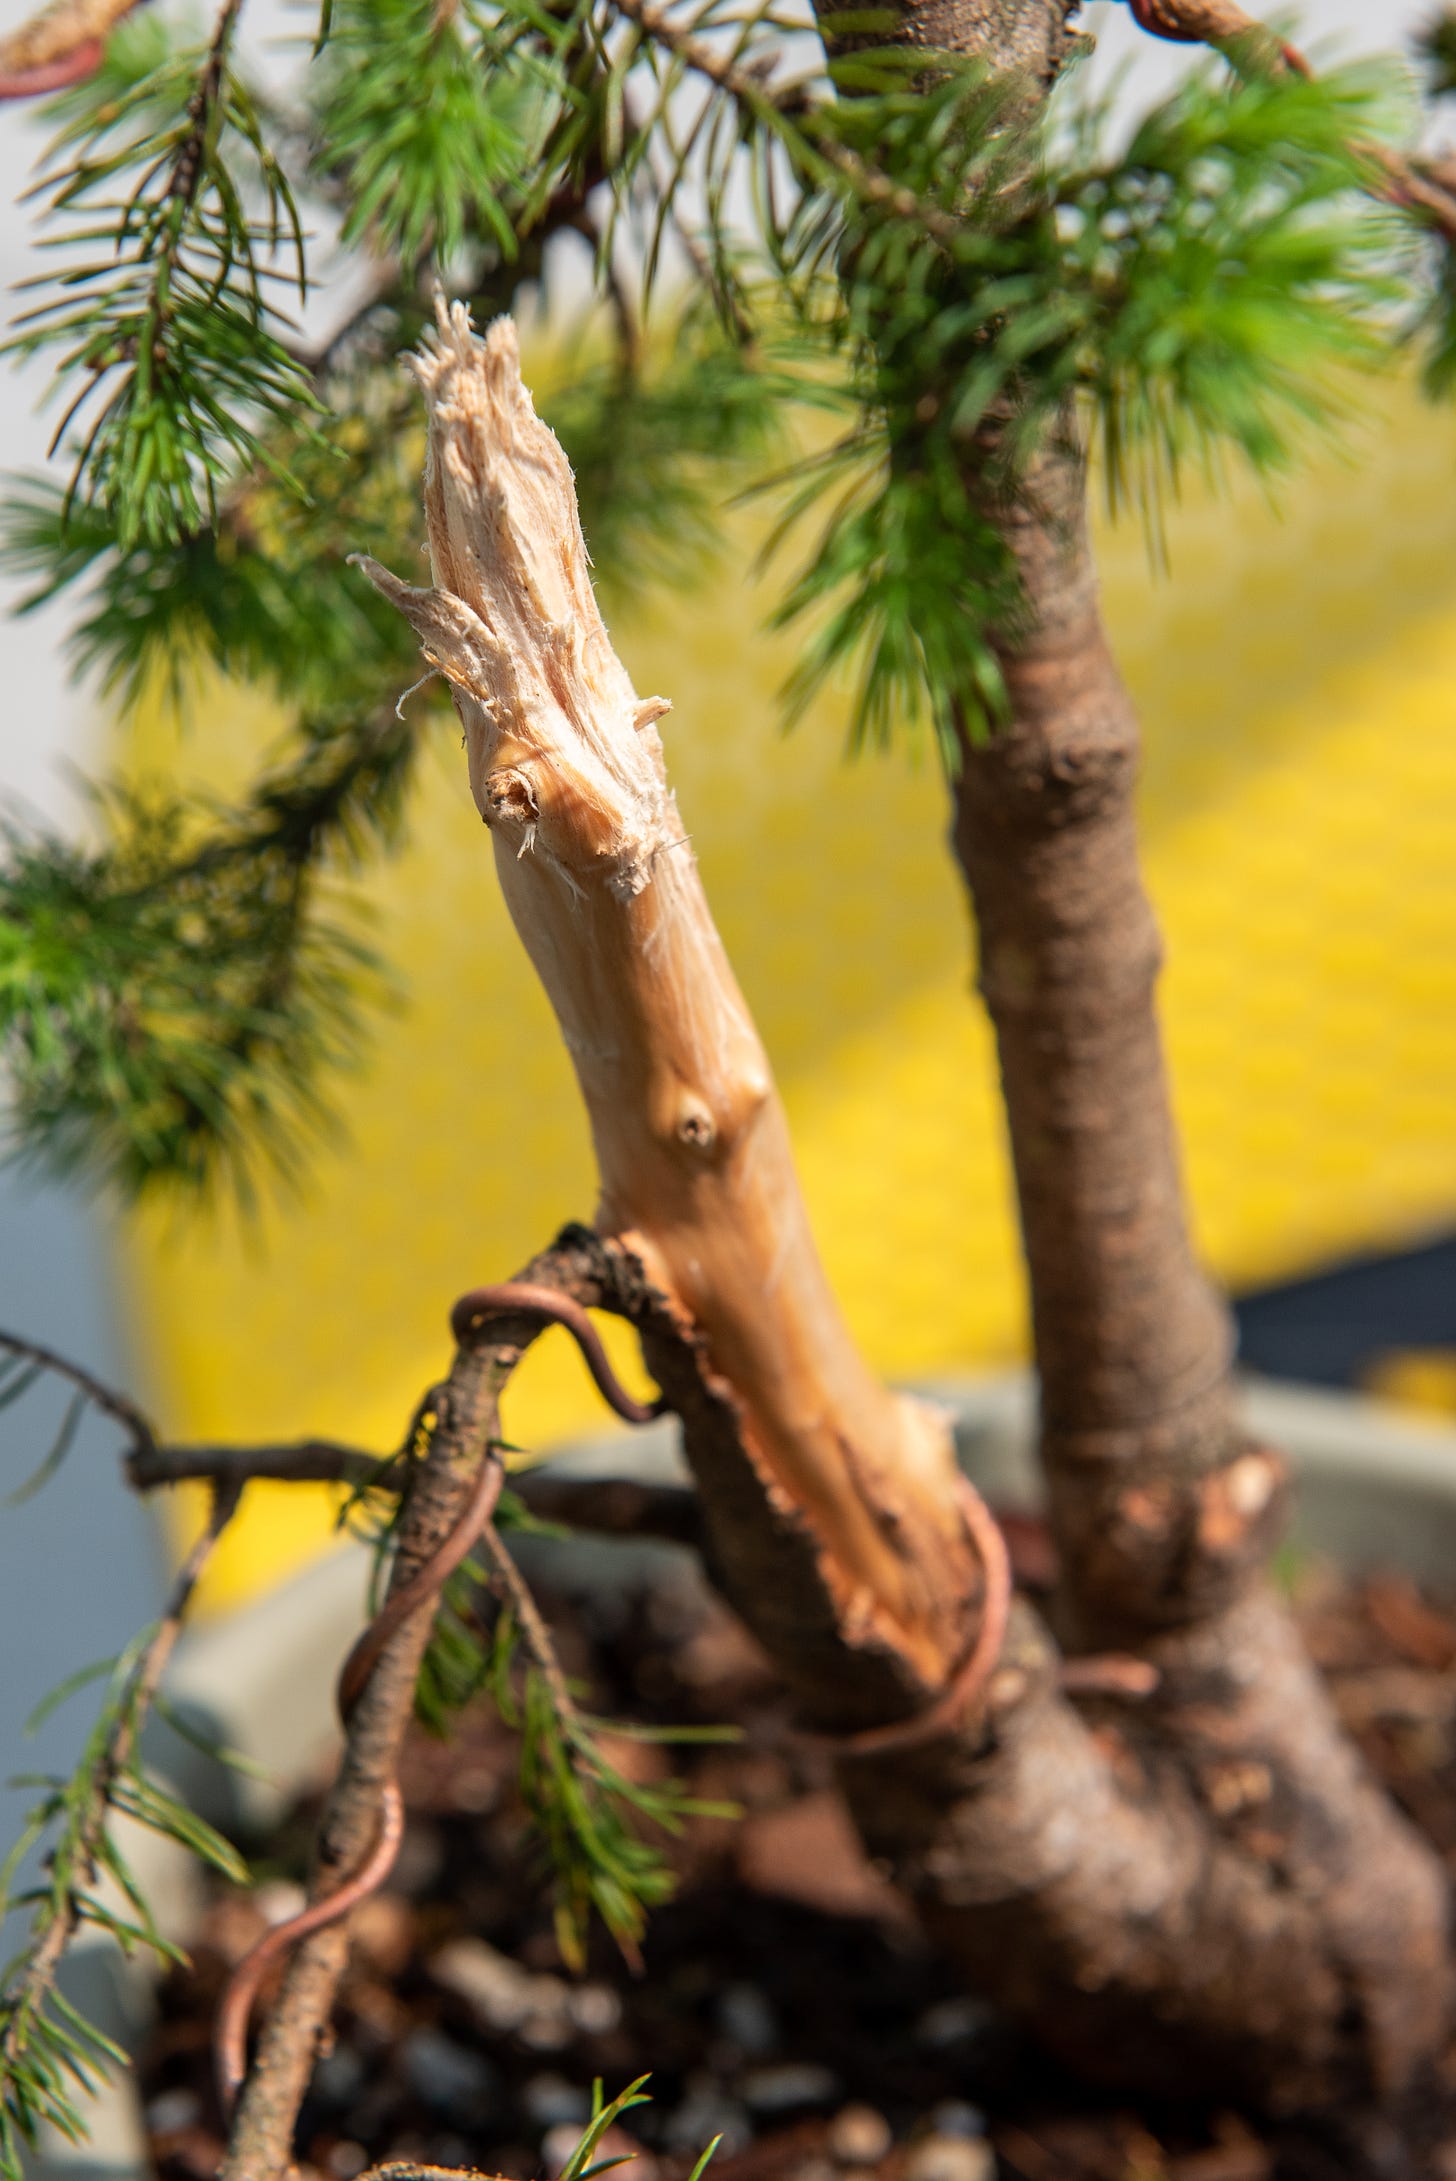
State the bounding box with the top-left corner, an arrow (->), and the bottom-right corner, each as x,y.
121,370 -> 1456,1608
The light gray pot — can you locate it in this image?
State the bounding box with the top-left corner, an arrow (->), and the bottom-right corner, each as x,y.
33,1373 -> 1456,2181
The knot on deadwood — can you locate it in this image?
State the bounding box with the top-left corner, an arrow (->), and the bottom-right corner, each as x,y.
483,766 -> 539,834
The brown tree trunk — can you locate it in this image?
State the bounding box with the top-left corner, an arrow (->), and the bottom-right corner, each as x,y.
365,302 -> 1451,2114
950,426 -> 1254,1644
858,0 -> 1453,2100
937,419 -> 1453,2098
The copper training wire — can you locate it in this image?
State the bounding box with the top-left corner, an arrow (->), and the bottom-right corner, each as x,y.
214,1451 -> 504,2118
214,1285 -> 1016,2112
822,1474 -> 1013,1759
215,1281 -> 663,2119
449,1283 -> 668,1425
454,1296 -> 1019,1743
452,1294 -> 1015,1753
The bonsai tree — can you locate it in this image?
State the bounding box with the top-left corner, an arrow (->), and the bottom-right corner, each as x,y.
3,0 -> 1456,2175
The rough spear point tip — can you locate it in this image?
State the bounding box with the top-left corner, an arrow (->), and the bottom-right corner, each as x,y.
352,297 -> 675,891
408,294 -> 525,414
355,295 -> 598,677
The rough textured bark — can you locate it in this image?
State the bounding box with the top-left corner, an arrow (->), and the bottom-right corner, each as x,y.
937,426 -> 1452,2094
857,0 -> 1078,78
950,427 -> 1254,1641
220,1345 -> 501,2181
843,1601 -> 1445,2110
571,1222 -> 1454,2108
218,1233 -> 623,2181
590,1234 -> 1450,2109
365,306 -> 1452,2111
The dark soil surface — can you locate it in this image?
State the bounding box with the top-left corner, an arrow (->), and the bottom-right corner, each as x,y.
137,1536 -> 1456,2181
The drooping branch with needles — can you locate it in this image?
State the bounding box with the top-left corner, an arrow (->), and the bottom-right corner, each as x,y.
0,1481 -> 244,2181
1122,0 -> 1456,240
0,1245 -> 762,2181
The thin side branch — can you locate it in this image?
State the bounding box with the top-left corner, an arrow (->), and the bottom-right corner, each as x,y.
0,1482 -> 239,2134
1125,0 -> 1456,238
613,0 -> 965,248
508,1470 -> 702,1547
126,1435 -> 703,1547
128,1438 -> 388,1493
0,1330 -> 155,1460
218,1238 -> 614,2181
479,1520 -> 583,1729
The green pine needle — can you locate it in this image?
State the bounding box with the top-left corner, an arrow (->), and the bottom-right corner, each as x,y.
1,1602 -> 243,2181
8,2 -> 324,553
0,748 -> 400,1204
309,0 -> 542,268
400,1501 -> 740,1975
